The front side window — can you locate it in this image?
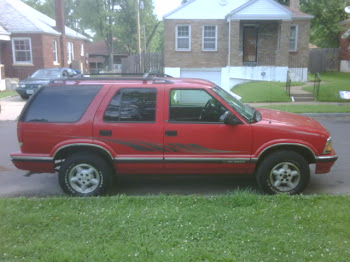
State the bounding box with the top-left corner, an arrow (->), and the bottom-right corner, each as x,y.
202,25 -> 217,51
176,25 -> 191,51
104,88 -> 157,122
22,85 -> 101,123
169,89 -> 227,123
67,42 -> 74,64
12,38 -> 32,64
290,25 -> 298,51
53,40 -> 58,63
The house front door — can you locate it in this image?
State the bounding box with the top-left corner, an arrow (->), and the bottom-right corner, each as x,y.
243,26 -> 258,63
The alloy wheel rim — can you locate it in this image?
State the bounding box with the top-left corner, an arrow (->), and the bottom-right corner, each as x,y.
269,162 -> 301,192
68,164 -> 101,194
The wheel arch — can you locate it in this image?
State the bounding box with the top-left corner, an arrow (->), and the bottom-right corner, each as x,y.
53,144 -> 115,172
253,144 -> 316,167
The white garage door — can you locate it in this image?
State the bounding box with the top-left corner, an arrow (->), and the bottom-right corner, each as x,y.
180,69 -> 222,87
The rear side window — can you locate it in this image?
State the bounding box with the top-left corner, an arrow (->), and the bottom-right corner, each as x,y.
104,88 -> 157,122
21,85 -> 101,123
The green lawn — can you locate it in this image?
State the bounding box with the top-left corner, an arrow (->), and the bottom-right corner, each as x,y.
0,91 -> 16,99
232,81 -> 302,103
1,193 -> 349,262
259,104 -> 350,113
304,72 -> 350,102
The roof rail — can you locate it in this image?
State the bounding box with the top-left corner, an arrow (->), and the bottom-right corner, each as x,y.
49,74 -> 174,85
82,72 -> 173,78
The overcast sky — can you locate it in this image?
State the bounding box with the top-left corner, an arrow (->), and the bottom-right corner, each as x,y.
153,0 -> 182,20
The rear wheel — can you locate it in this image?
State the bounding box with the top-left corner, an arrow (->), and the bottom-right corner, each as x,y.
256,150 -> 310,195
58,152 -> 112,196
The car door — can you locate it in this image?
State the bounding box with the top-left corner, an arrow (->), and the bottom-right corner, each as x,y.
93,85 -> 164,174
163,88 -> 253,174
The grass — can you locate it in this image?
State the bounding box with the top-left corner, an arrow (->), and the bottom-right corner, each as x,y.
0,91 -> 16,99
1,193 -> 350,262
304,72 -> 350,102
232,81 -> 303,103
259,104 -> 350,113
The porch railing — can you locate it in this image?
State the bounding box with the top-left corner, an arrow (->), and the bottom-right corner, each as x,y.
286,71 -> 291,98
313,73 -> 321,100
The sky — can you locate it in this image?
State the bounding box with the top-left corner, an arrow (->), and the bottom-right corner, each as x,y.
153,0 -> 183,20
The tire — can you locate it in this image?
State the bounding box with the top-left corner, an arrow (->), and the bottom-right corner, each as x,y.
58,152 -> 112,196
255,150 -> 310,195
20,95 -> 29,100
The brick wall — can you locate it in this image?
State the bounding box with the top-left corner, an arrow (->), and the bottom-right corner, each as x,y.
340,33 -> 350,60
288,20 -> 310,68
3,33 -> 89,79
164,19 -> 228,68
164,18 -> 311,69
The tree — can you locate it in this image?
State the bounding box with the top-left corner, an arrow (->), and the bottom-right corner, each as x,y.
300,0 -> 350,47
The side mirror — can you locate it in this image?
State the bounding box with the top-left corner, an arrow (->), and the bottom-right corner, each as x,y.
223,111 -> 241,126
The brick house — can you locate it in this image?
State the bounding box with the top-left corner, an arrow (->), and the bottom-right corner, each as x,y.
340,19 -> 350,73
0,0 -> 89,81
163,0 -> 313,90
87,40 -> 128,74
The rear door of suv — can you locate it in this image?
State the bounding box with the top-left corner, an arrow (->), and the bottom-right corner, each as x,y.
93,84 -> 165,174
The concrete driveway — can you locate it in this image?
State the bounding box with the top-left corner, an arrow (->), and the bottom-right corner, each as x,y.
0,95 -> 26,121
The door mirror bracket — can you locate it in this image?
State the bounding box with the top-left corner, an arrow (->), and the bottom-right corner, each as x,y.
223,111 -> 242,126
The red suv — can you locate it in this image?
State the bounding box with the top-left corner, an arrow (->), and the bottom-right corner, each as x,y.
11,76 -> 337,196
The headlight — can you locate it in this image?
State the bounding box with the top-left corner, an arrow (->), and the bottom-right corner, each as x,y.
323,137 -> 332,154
19,84 -> 26,88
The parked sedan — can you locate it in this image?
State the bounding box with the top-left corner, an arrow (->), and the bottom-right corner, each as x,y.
16,68 -> 79,99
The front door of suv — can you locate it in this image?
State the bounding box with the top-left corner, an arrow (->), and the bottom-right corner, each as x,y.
163,88 -> 253,174
93,85 -> 164,174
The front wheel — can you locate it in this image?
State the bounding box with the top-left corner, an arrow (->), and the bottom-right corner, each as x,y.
58,152 -> 112,196
256,151 -> 310,195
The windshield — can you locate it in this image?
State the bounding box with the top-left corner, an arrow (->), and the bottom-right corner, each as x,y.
32,69 -> 61,79
212,86 -> 257,123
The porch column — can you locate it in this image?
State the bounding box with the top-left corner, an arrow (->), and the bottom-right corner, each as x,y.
229,20 -> 242,67
276,20 -> 291,67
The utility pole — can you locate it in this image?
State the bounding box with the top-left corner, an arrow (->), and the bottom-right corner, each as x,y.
137,0 -> 141,55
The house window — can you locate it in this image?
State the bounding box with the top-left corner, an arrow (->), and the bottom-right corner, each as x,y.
202,25 -> 217,51
290,25 -> 298,51
12,38 -> 32,64
176,25 -> 191,51
53,40 -> 58,63
81,44 -> 84,56
67,42 -> 74,64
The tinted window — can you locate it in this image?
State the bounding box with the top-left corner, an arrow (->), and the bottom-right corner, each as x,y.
22,85 -> 101,123
170,89 -> 227,122
104,88 -> 157,122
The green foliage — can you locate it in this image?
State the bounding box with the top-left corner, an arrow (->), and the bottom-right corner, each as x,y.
22,0 -> 162,57
0,194 -> 349,261
303,72 -> 350,102
260,104 -> 350,113
232,81 -> 292,103
0,91 -> 17,99
300,0 -> 350,47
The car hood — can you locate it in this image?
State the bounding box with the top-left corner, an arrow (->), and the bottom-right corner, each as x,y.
257,108 -> 329,136
19,79 -> 51,85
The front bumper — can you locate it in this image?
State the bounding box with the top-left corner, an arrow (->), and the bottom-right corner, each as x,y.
314,151 -> 338,174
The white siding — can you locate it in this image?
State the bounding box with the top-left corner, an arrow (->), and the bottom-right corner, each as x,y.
180,68 -> 222,87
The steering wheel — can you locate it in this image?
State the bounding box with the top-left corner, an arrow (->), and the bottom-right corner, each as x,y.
199,99 -> 215,121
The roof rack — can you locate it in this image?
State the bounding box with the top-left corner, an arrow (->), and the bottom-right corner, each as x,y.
49,73 -> 174,85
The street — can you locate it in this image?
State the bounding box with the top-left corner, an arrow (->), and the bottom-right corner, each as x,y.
0,106 -> 349,197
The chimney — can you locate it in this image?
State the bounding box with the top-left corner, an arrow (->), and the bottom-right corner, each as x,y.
289,0 -> 300,10
54,0 -> 67,66
55,0 -> 65,35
